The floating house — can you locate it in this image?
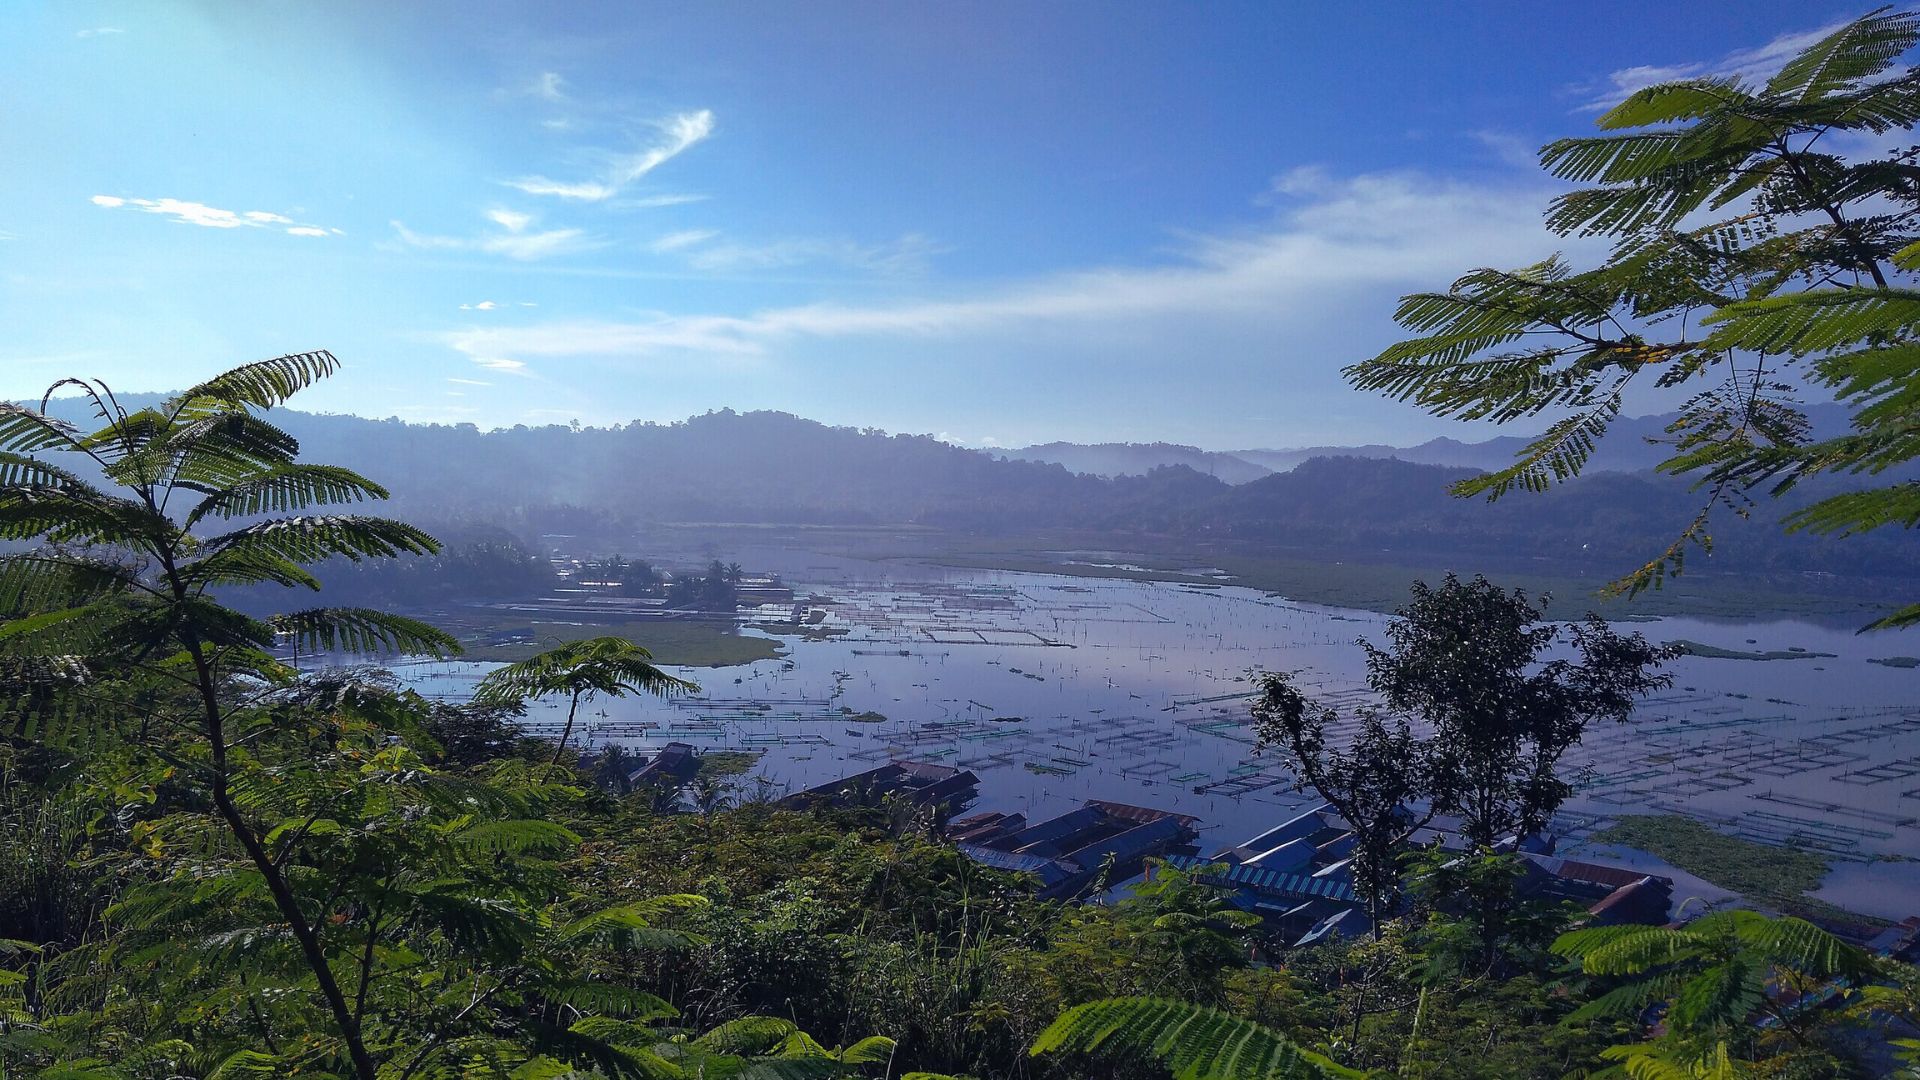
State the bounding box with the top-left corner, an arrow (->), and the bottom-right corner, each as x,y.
948,799 -> 1200,900
1182,804 -> 1674,947
780,759 -> 980,815
627,741 -> 702,789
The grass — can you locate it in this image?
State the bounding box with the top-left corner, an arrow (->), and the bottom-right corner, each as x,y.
698,751 -> 763,778
1590,815 -> 1879,925
426,605 -> 785,667
1666,640 -> 1836,661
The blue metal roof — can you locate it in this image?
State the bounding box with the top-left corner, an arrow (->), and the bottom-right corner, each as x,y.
1166,855 -> 1358,904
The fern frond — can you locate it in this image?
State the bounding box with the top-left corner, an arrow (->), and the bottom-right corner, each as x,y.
1766,8 -> 1920,102
1030,997 -> 1361,1079
1702,288 -> 1920,355
199,515 -> 441,566
0,403 -> 85,455
183,464 -> 390,525
1596,79 -> 1754,130
1454,400 -> 1622,498
269,608 -> 460,657
452,819 -> 581,857
167,350 -> 341,418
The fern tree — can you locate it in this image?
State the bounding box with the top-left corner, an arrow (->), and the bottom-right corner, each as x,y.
1554,909 -> 1877,1076
474,636 -> 696,767
1345,9 -> 1920,626
0,354 -> 458,1079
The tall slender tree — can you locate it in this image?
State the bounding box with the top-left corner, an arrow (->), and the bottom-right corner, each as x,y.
0,353 -> 458,1080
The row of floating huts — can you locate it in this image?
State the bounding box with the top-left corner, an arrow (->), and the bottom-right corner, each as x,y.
775,758 -> 1682,946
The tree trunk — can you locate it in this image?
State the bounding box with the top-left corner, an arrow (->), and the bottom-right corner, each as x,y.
190,642 -> 378,1080
549,690 -> 584,766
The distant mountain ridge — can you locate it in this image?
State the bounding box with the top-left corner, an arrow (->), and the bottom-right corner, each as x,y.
1008,404 -> 1857,482
26,396 -> 1912,585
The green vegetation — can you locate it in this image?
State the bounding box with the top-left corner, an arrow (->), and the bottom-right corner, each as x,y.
1666,639 -> 1837,661
1554,910 -> 1885,1076
1592,815 -> 1839,918
696,750 -> 762,778
0,355 -> 1914,1078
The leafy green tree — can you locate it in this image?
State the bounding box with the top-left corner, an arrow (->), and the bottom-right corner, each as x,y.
1369,575 -> 1672,849
1554,910 -> 1877,1077
1345,10 -> 1920,625
1259,576 -> 1669,957
474,636 -> 696,766
0,354 -> 458,1079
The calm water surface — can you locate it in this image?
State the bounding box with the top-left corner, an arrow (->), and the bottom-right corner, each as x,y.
399,549 -> 1920,917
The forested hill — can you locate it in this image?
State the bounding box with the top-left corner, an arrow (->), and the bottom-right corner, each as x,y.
29,398 -> 1919,581
1001,441 -> 1273,484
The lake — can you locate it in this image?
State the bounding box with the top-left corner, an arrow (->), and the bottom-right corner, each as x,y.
397,547 -> 1920,919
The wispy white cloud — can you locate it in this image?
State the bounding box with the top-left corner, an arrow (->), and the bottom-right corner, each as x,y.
676,232 -> 949,275
486,208 -> 533,232
447,377 -> 492,386
1575,19 -> 1852,110
472,357 -> 530,375
645,227 -> 948,274
649,229 -> 719,253
91,194 -> 335,236
391,207 -> 599,261
436,169 -> 1565,374
506,109 -> 714,202
76,27 -> 124,38
460,300 -> 500,311
614,193 -> 709,210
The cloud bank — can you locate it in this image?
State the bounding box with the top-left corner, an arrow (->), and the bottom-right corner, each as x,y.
437,169 -> 1567,374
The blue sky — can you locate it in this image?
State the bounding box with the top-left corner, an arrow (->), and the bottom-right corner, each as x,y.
0,2 -> 1879,449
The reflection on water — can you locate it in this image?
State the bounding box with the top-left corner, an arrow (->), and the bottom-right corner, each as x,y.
398,548 -> 1920,918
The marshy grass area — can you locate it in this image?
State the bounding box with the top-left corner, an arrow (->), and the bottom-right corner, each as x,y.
1591,814 -> 1872,924
1667,640 -> 1837,661
423,605 -> 786,667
